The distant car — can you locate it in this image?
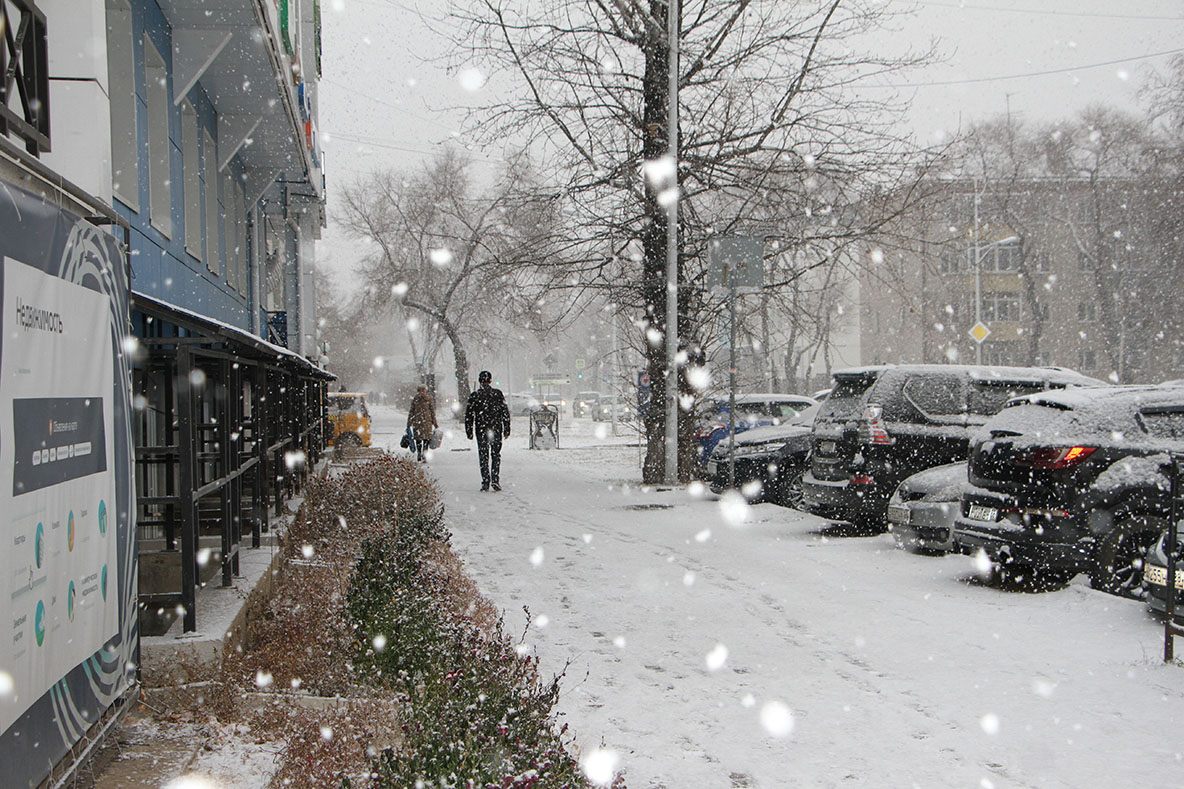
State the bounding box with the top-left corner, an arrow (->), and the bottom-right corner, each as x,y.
573,391 -> 600,418
695,394 -> 817,468
327,392 -> 372,447
887,462 -> 969,554
802,364 -> 1104,531
707,403 -> 820,506
508,392 -> 541,417
593,394 -> 635,423
954,384 -> 1184,594
540,392 -> 567,411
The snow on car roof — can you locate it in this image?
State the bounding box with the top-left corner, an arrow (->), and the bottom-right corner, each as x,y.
833,363 -> 1105,386
730,393 -> 816,404
984,384 -> 1184,447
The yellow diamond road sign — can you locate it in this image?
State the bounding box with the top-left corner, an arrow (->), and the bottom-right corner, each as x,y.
970,322 -> 991,343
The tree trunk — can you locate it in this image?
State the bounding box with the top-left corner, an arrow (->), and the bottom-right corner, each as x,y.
640,5 -> 674,484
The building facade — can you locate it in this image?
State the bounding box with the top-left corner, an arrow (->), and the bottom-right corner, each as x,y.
860,178 -> 1184,383
1,2 -> 331,783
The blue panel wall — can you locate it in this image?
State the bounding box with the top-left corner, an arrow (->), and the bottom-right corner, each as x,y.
115,1 -> 254,335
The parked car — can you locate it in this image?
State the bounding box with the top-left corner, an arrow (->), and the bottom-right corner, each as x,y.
801,364 -> 1104,530
707,403 -> 820,506
695,394 -> 816,467
327,392 -> 372,447
954,384 -> 1184,593
1144,529 -> 1184,617
573,391 -> 601,418
508,392 -> 542,417
887,462 -> 968,554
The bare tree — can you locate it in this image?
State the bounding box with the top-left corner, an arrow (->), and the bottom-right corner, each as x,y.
442,0 -> 936,481
337,150 -> 562,400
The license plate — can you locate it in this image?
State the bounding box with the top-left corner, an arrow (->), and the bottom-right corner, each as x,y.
819,440 -> 837,454
887,504 -> 911,524
706,461 -> 717,476
968,504 -> 998,522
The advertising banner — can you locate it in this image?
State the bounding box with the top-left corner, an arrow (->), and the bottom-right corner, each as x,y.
0,180 -> 136,787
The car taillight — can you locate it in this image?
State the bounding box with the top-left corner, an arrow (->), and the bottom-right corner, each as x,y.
1014,446 -> 1096,469
857,404 -> 891,445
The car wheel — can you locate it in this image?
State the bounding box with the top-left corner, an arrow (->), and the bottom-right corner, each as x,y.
1089,525 -> 1153,600
778,467 -> 806,510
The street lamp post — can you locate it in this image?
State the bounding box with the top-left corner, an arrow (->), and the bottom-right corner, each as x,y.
971,180 -> 1020,365
971,233 -> 1019,364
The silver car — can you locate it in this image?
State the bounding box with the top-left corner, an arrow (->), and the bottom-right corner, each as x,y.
887,462 -> 968,554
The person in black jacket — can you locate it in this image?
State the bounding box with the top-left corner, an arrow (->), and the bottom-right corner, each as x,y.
464,370 -> 511,491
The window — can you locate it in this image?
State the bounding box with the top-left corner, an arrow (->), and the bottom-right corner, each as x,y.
1033,302 -> 1050,321
203,129 -> 221,274
144,36 -> 171,237
941,239 -> 1022,274
903,375 -> 964,417
1138,408 -> 1184,439
969,380 -> 1045,415
985,240 -> 1021,273
1033,248 -> 1051,273
982,341 -> 1019,366
1077,301 -> 1097,322
236,183 -> 249,296
981,293 -> 1020,322
1079,349 -> 1097,371
181,102 -> 201,260
224,169 -> 237,284
106,0 -> 137,210
939,245 -> 964,274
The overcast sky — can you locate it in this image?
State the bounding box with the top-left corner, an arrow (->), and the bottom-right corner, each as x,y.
315,0 -> 1184,284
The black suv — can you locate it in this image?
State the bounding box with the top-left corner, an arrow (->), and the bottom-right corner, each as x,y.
801,365 -> 1103,529
954,385 -> 1184,594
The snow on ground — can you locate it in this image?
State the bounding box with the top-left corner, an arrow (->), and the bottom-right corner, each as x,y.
371,404 -> 1184,788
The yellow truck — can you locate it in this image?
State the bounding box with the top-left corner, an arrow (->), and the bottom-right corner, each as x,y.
327,392 -> 372,447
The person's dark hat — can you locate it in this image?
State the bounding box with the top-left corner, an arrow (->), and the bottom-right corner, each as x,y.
478,370 -> 492,384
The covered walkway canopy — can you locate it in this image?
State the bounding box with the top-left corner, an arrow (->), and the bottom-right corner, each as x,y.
131,292 -> 333,633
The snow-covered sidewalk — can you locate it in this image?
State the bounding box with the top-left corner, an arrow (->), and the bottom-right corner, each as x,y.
372,404 -> 1181,788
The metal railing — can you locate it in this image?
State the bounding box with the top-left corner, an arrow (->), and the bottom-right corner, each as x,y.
0,0 -> 51,155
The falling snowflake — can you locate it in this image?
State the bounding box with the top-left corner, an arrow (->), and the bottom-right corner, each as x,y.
760,700 -> 794,737
706,643 -> 729,671
718,490 -> 751,526
581,747 -> 620,786
458,67 -> 486,91
530,546 -> 545,566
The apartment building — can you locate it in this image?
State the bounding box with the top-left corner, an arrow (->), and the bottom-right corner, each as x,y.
860,178 -> 1184,383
